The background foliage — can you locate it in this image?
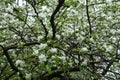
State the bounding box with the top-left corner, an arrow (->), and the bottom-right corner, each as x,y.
0,0 -> 120,80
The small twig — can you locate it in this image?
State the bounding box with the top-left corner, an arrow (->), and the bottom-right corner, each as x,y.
4,72 -> 17,80
86,0 -> 92,36
0,64 -> 8,77
102,61 -> 114,76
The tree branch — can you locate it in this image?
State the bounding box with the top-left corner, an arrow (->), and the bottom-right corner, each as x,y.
86,0 -> 92,36
102,61 -> 114,76
30,2 -> 48,41
36,67 -> 80,80
5,41 -> 40,50
50,0 -> 65,39
0,45 -> 26,80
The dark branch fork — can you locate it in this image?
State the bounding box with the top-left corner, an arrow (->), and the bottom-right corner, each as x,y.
50,0 -> 65,39
0,41 -> 39,79
0,45 -> 26,80
30,2 -> 48,41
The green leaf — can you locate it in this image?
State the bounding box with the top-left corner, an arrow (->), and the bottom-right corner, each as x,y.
46,65 -> 52,74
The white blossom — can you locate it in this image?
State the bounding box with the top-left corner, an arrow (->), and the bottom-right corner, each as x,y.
103,44 -> 113,52
82,59 -> 87,65
49,48 -> 57,53
5,4 -> 13,12
38,36 -> 43,41
77,35 -> 84,41
118,50 -> 120,54
61,32 -> 65,36
108,12 -> 112,16
33,50 -> 39,55
75,59 -> 79,63
42,6 -> 47,11
39,43 -> 47,50
81,31 -> 85,35
39,13 -> 46,18
16,60 -> 25,67
81,47 -> 88,51
101,13 -> 106,17
84,0 -> 87,5
110,29 -> 116,34
13,34 -> 17,39
25,73 -> 31,79
90,38 -> 94,42
18,0 -> 23,6
1,63 -> 4,67
108,45 -> 113,51
59,56 -> 66,60
106,0 -> 112,5
117,29 -> 120,33
38,54 -> 47,62
56,35 -> 60,39
111,37 -> 117,43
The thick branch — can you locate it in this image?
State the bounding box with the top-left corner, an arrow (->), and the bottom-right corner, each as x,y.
36,67 -> 80,80
5,41 -> 40,50
0,45 -> 25,80
50,0 -> 65,39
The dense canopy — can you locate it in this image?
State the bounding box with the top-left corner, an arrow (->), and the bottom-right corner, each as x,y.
0,0 -> 120,80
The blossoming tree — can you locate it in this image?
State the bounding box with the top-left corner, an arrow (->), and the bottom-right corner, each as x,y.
0,0 -> 120,80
